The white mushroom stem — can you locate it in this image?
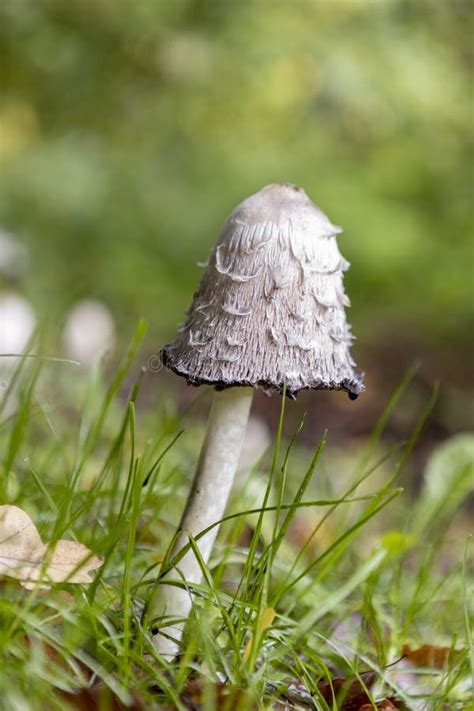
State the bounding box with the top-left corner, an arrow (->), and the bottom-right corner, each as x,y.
149,386 -> 253,658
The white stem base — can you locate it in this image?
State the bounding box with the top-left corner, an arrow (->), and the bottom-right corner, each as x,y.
149,386 -> 253,658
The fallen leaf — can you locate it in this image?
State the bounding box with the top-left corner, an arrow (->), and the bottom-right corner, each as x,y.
59,685 -> 145,710
0,505 -> 103,589
359,700 -> 398,710
316,671 -> 377,709
179,677 -> 256,710
402,643 -> 462,669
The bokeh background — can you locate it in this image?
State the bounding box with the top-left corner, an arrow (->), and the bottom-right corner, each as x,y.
1,0 -> 473,441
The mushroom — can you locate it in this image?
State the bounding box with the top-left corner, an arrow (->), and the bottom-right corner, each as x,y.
148,183 -> 363,657
0,293 -> 36,369
62,300 -> 116,369
0,292 -> 36,419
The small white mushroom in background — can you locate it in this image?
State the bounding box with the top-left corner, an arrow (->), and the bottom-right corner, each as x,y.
62,300 -> 116,368
0,293 -> 36,366
0,292 -> 37,418
147,183 -> 364,658
0,230 -> 35,418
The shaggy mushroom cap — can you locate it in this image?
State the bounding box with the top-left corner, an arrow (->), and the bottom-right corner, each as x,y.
162,183 -> 364,399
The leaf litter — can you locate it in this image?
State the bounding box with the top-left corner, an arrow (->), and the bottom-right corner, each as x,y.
0,505 -> 103,589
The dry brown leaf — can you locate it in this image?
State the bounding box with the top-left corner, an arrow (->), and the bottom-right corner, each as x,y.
58,685 -> 146,711
0,505 -> 103,589
402,643 -> 462,669
179,678 -> 256,710
316,671 -> 377,709
359,700 -> 398,710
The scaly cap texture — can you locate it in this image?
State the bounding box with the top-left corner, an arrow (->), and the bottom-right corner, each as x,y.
162,183 -> 364,399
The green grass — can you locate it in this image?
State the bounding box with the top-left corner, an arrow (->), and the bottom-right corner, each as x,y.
0,324 -> 472,710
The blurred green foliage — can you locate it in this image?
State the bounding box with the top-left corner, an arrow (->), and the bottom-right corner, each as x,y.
0,0 -> 472,349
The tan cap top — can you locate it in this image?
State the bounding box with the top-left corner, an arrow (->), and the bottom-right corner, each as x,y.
162,183 -> 364,399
